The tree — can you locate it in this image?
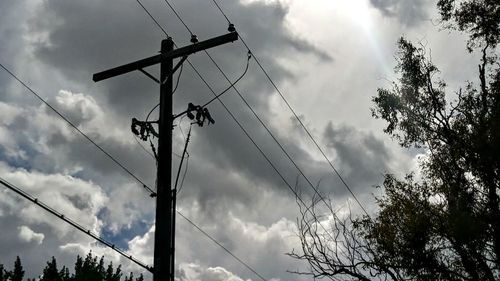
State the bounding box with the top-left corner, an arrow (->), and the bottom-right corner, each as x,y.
10,257 -> 24,281
123,272 -> 144,281
1,253 -> 141,281
291,1 -> 500,280
104,262 -> 122,281
1,257 -> 25,281
73,252 -> 124,281
40,257 -> 71,281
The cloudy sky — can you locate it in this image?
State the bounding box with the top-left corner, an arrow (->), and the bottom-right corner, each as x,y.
0,0 -> 480,280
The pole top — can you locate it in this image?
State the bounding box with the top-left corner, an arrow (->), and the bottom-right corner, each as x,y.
162,37 -> 175,51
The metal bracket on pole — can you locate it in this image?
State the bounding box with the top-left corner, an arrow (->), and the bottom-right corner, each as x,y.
162,56 -> 188,84
138,55 -> 187,85
139,69 -> 160,84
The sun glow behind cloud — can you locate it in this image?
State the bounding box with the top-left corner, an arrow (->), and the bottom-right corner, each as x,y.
266,0 -> 393,130
334,0 -> 392,76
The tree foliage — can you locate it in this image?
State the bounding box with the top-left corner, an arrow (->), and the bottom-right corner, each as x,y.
1,257 -> 25,281
291,0 -> 499,280
437,0 -> 500,50
0,253 -> 144,281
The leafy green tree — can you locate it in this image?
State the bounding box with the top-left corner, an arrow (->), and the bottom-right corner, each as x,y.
291,0 -> 500,280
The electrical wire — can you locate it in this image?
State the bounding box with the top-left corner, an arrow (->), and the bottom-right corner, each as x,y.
174,124 -> 191,192
204,50 -> 336,215
133,134 -> 156,160
172,63 -> 183,95
159,1 -> 331,209
177,210 -> 267,281
0,62 -> 156,198
0,176 -> 153,273
122,5 -> 272,280
159,1 -> 343,228
144,37 -> 184,123
137,0 -> 322,216
1,9 -> 264,279
132,4 -> 327,279
162,0 -> 194,36
200,52 -> 251,108
136,0 -> 170,37
210,0 -> 231,24
209,0 -> 370,217
172,52 -> 252,120
176,151 -> 189,194
146,104 -> 160,122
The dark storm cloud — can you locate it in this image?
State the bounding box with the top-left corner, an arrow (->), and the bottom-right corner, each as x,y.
324,122 -> 391,191
0,1 -> 25,63
25,0 -> 334,209
180,110 -> 392,219
369,0 -> 430,27
29,0 -> 330,114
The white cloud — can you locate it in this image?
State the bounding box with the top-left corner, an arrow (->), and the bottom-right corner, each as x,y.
176,263 -> 249,281
18,225 -> 45,245
0,161 -> 108,234
201,266 -> 246,281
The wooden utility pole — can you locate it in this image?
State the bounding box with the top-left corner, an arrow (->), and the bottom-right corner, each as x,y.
93,31 -> 238,281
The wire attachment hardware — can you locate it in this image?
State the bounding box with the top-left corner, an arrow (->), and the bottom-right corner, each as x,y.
131,118 -> 159,141
186,103 -> 215,127
228,23 -> 236,32
190,34 -> 199,44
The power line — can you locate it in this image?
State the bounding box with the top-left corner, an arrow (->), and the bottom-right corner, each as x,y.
136,0 -> 170,37
131,4 -> 331,279
176,150 -> 189,194
185,55 -> 307,204
1,173 -> 268,280
172,63 -> 183,95
202,49 -> 336,213
133,134 -> 156,160
0,62 -> 157,197
118,5 -> 275,281
0,176 -> 153,273
160,0 -> 339,218
157,0 -> 313,203
130,7 -> 343,272
210,0 -> 231,24
200,52 -> 251,108
174,125 -> 191,192
161,0 -> 194,36
209,0 -> 370,217
177,211 -> 267,281
2,9 -> 264,278
135,0 -> 341,247
158,0 -> 343,250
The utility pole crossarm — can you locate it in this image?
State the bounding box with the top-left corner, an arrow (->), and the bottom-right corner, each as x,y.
92,32 -> 238,82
